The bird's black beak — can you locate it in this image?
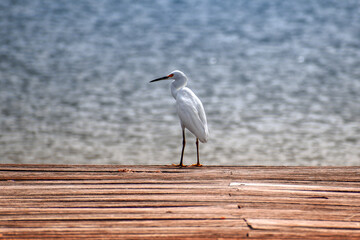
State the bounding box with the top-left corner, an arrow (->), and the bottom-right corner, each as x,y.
150,76 -> 170,83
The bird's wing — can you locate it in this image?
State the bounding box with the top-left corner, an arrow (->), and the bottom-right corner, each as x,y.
176,88 -> 208,142
195,97 -> 207,126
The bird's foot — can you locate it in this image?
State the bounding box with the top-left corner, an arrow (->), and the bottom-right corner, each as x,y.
172,163 -> 187,168
191,163 -> 203,167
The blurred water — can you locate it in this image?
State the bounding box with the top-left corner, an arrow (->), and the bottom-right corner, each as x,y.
0,0 -> 360,165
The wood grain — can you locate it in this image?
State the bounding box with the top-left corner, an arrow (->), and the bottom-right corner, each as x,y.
0,164 -> 360,239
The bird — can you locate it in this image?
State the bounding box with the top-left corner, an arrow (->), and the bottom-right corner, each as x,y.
150,70 -> 209,167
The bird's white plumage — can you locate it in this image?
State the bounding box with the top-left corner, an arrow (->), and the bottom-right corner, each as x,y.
150,69 -> 208,166
175,87 -> 208,143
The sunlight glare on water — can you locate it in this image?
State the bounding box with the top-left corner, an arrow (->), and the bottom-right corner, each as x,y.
0,0 -> 360,165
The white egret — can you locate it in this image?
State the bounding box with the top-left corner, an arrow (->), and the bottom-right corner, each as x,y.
150,70 -> 209,167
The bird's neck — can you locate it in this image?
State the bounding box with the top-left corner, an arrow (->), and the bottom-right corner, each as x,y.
171,78 -> 187,99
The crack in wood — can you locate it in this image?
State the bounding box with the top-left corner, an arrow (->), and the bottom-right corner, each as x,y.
243,218 -> 254,230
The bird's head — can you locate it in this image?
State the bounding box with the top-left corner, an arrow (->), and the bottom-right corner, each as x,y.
150,70 -> 186,83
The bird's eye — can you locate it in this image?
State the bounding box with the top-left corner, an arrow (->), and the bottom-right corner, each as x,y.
168,74 -> 174,78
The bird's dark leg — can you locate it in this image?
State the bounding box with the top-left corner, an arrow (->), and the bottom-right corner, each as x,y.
174,129 -> 186,167
192,138 -> 202,167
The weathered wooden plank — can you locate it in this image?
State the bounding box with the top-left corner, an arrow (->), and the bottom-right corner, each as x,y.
0,227 -> 250,239
1,165 -> 359,183
0,219 -> 245,228
248,229 -> 360,240
2,182 -> 360,193
247,218 -> 360,230
2,194 -> 359,209
0,164 -> 360,239
0,207 -> 359,222
2,187 -> 360,203
2,227 -> 360,240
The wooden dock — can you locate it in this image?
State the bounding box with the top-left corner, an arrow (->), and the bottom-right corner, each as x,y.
0,164 -> 360,239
